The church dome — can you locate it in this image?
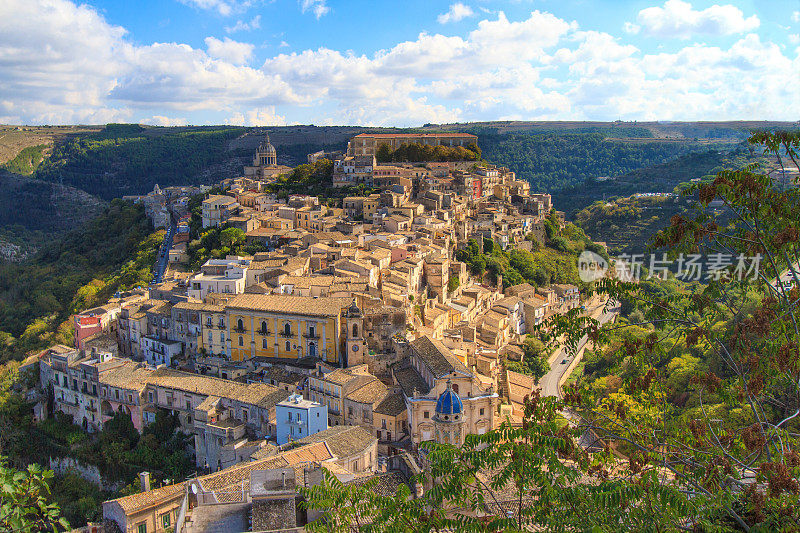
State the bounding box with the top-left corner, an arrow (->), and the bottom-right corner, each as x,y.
435,381 -> 463,419
257,134 -> 276,155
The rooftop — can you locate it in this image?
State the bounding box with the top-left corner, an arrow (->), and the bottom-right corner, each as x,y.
410,335 -> 470,378
226,294 -> 350,318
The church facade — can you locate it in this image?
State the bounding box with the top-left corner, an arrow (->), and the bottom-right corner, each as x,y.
398,336 -> 497,447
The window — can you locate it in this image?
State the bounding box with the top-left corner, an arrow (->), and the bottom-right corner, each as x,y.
352,323 -> 359,337
309,325 -> 315,337
243,410 -> 249,422
262,338 -> 268,349
261,321 -> 267,333
208,331 -> 213,342
480,408 -> 485,416
161,512 -> 171,528
220,332 -> 225,343
186,400 -> 191,410
137,524 -> 147,533
452,384 -> 459,394
237,318 -> 244,331
423,411 -> 429,419
285,341 -> 291,352
115,390 -> 119,400
284,322 -> 291,335
238,336 -> 244,346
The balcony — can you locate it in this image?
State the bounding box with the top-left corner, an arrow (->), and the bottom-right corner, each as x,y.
278,331 -> 294,338
232,326 -> 246,334
258,329 -> 271,336
303,332 -> 320,339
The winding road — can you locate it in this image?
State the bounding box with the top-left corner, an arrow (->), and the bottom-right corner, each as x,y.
538,299 -> 620,399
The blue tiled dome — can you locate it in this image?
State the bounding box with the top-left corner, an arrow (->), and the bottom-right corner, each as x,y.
435,382 -> 463,416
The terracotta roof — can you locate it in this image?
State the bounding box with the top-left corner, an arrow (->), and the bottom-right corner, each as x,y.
100,360 -> 154,392
373,393 -> 407,416
225,294 -> 349,317
199,441 -> 333,493
293,426 -> 376,459
105,482 -> 184,513
410,336 -> 470,378
393,366 -> 430,396
148,368 -> 288,408
346,380 -> 389,405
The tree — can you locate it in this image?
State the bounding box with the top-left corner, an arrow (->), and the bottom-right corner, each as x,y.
219,227 -> 245,249
446,275 -> 460,294
0,457 -> 69,532
376,143 -> 391,163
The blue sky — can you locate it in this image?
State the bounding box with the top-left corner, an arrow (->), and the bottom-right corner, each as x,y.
0,0 -> 798,126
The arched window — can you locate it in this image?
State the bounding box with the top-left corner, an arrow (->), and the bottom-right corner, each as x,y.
352,323 -> 358,337
285,340 -> 291,352
238,336 -> 243,346
309,325 -> 315,338
284,322 -> 291,335
262,338 -> 268,349
237,318 -> 244,331
261,321 -> 267,333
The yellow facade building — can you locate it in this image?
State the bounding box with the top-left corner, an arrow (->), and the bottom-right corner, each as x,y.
225,294 -> 355,365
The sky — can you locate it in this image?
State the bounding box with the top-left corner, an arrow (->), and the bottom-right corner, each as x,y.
0,0 -> 798,126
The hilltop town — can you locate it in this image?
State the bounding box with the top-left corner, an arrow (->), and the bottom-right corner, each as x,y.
17,131 -> 614,532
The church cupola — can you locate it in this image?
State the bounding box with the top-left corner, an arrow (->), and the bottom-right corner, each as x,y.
254,133 -> 277,167
435,380 -> 463,422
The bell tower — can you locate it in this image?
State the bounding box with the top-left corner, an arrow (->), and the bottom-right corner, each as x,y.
345,298 -> 366,367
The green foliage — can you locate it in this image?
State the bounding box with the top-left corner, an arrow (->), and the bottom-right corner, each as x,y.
264,159 -> 335,198
35,126 -> 246,200
2,144 -> 48,175
507,337 -> 550,379
302,393 -> 697,532
477,131 -> 721,193
187,224 -> 263,270
447,275 -> 460,294
455,234 -> 592,289
374,142 -> 479,163
0,456 -> 69,532
0,200 -> 161,362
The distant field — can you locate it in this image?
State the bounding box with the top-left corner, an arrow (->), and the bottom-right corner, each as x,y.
0,125 -> 101,164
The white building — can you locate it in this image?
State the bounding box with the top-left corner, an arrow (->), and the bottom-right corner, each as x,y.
201,195 -> 239,228
275,393 -> 328,445
142,336 -> 183,367
188,257 -> 250,299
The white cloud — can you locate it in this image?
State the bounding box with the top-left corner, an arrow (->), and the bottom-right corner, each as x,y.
179,0 -> 234,17
142,115 -> 188,126
225,15 -> 261,33
623,22 -> 640,34
204,36 -> 254,64
300,0 -> 329,19
178,0 -> 247,16
0,0 -> 797,126
631,0 -> 759,39
438,3 -> 474,24
226,106 -> 287,126
789,34 -> 800,45
792,11 -> 800,23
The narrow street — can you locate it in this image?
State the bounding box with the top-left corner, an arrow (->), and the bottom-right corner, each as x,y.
152,216 -> 177,284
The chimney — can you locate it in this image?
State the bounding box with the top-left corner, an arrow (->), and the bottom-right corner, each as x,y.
139,471 -> 151,492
